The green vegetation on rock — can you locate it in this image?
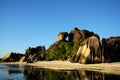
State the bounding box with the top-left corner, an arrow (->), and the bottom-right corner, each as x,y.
46,40 -> 83,61
72,39 -> 83,55
23,39 -> 83,62
46,40 -> 73,61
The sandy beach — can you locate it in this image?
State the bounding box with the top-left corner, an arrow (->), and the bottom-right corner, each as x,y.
1,61 -> 120,75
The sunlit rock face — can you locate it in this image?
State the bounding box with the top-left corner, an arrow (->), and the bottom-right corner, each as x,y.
1,52 -> 11,61
1,52 -> 24,62
68,27 -> 94,43
57,32 -> 68,41
19,56 -> 26,62
102,36 -> 120,62
70,35 -> 103,64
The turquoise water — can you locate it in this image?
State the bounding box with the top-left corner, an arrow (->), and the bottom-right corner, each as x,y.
0,64 -> 120,80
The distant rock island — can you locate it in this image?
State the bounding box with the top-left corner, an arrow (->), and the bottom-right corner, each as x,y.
1,27 -> 120,64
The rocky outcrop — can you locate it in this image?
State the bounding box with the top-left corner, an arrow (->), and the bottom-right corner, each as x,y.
1,52 -> 24,62
70,35 -> 103,64
24,46 -> 46,63
102,36 -> 120,62
48,27 -> 120,63
70,35 -> 120,64
57,32 -> 68,41
47,40 -> 63,50
69,27 -> 83,43
68,27 -> 94,43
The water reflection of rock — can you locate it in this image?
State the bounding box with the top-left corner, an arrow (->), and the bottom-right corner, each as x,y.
71,70 -> 120,80
23,66 -> 73,80
71,70 -> 104,80
4,64 -> 24,75
23,66 -> 120,80
5,70 -> 23,74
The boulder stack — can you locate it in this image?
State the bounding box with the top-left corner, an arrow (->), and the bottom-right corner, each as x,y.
68,27 -> 94,43
57,32 -> 68,41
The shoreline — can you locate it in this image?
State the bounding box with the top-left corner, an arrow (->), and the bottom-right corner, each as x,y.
1,61 -> 120,75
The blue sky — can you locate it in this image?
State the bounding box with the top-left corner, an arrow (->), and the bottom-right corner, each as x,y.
0,0 -> 120,57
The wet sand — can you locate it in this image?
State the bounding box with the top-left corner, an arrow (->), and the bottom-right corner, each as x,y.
1,61 -> 120,75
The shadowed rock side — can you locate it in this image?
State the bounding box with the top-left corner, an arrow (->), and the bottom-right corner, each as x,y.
68,27 -> 94,43
102,36 -> 120,62
70,35 -> 103,64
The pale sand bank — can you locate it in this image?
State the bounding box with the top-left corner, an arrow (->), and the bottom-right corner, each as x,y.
1,61 -> 120,75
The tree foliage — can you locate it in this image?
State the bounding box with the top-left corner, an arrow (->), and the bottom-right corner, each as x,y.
25,46 -> 46,61
24,40 -> 83,61
46,40 -> 73,61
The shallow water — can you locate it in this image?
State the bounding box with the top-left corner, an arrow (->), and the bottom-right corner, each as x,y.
0,64 -> 120,80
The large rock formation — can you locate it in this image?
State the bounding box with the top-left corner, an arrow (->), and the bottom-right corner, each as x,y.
1,52 -> 24,62
70,35 -> 103,64
68,27 -> 94,43
102,36 -> 120,62
48,27 -> 120,63
70,34 -> 120,64
57,32 -> 68,41
1,27 -> 120,64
